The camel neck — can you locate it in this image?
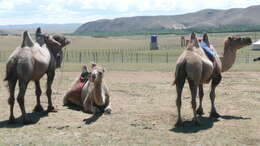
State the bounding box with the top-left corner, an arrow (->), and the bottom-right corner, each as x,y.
93,80 -> 105,105
221,45 -> 236,72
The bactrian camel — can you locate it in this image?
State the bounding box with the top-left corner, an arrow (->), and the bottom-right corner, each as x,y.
63,64 -> 111,114
4,28 -> 70,124
173,32 -> 252,126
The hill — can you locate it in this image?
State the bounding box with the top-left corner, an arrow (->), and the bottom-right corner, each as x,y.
0,23 -> 81,34
75,5 -> 260,35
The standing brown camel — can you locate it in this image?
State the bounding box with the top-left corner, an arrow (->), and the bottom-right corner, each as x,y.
63,64 -> 111,114
173,32 -> 252,126
4,28 -> 70,124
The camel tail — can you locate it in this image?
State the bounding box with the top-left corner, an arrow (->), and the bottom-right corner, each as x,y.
4,59 -> 17,82
172,60 -> 186,86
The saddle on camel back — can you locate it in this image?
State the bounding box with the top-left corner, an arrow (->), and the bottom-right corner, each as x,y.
63,65 -> 92,106
199,41 -> 215,62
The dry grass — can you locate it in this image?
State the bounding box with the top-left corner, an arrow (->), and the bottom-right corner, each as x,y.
0,71 -> 259,145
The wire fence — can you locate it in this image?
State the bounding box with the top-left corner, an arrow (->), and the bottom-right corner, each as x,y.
0,48 -> 258,64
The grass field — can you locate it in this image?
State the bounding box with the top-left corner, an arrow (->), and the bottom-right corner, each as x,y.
0,32 -> 260,145
0,71 -> 259,145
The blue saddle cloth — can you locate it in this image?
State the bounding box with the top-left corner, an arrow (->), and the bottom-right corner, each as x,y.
199,41 -> 215,61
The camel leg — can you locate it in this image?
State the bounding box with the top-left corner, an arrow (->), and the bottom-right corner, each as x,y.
210,74 -> 222,118
46,71 -> 56,112
196,84 -> 204,116
63,92 -> 70,105
17,80 -> 32,124
8,79 -> 17,123
104,105 -> 112,114
33,80 -> 44,112
174,78 -> 185,127
188,79 -> 200,125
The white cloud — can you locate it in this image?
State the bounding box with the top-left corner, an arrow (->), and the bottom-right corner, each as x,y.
1,0 -> 260,24
0,0 -> 31,10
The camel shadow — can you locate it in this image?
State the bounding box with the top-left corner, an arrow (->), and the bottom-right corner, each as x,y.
170,115 -> 250,133
0,111 -> 49,128
64,104 -> 104,125
220,115 -> 251,120
170,116 -> 217,133
83,113 -> 103,125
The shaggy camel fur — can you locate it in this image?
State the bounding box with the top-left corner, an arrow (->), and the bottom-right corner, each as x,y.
63,64 -> 111,114
4,28 -> 70,124
174,32 -> 252,126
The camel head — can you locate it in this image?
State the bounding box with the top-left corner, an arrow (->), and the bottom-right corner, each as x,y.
35,27 -> 71,68
224,36 -> 252,51
91,65 -> 105,83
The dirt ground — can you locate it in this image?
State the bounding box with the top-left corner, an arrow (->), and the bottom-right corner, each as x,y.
0,71 -> 259,145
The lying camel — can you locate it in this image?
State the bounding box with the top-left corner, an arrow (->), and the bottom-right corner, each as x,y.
63,64 -> 111,114
4,28 -> 70,124
173,32 -> 252,126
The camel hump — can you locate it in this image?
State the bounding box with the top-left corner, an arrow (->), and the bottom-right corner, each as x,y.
21,31 -> 34,48
190,32 -> 199,48
36,27 -> 42,38
203,32 -> 210,46
191,32 -> 197,40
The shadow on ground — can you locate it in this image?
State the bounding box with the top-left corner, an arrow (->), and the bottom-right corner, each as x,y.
0,111 -> 49,128
64,104 -> 105,125
170,115 -> 251,133
83,113 -> 103,125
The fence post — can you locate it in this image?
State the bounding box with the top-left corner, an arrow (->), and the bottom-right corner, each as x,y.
166,52 -> 169,63
108,51 -> 110,63
96,51 -> 98,63
121,51 -> 124,63
136,53 -> 138,63
79,52 -> 82,63
150,53 -> 153,63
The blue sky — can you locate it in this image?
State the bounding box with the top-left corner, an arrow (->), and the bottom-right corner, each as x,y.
0,0 -> 260,25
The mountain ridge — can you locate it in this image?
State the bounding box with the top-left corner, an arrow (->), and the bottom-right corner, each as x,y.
75,5 -> 260,34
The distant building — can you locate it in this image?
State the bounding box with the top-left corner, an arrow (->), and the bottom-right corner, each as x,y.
150,35 -> 159,50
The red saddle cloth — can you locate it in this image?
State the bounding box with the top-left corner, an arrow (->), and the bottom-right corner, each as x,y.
67,76 -> 89,104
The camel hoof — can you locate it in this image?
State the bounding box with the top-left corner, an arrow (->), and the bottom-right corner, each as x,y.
104,108 -> 112,115
47,106 -> 58,113
196,108 -> 204,116
8,116 -> 16,124
33,105 -> 44,112
175,120 -> 183,127
210,111 -> 220,118
22,116 -> 34,125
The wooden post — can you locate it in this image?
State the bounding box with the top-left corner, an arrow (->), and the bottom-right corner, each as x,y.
166,52 -> 169,63
79,52 -> 82,63
121,51 -> 124,63
136,53 -> 138,63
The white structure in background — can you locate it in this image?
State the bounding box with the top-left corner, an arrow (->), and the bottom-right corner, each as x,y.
252,40 -> 260,50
